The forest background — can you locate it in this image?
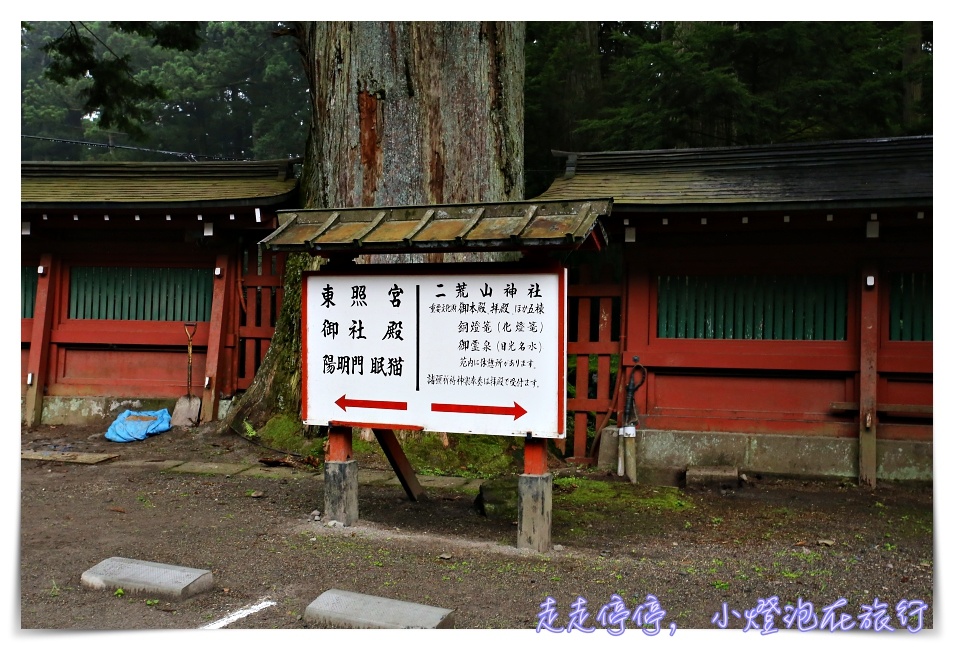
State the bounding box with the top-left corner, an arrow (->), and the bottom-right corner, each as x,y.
21,20 -> 933,198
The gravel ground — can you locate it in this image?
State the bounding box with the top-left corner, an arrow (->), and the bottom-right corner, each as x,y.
17,422 -> 935,639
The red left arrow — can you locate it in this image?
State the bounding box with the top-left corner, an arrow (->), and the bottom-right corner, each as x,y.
431,401 -> 527,420
335,395 -> 408,412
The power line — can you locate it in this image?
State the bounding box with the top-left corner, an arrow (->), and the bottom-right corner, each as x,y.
21,134 -> 245,161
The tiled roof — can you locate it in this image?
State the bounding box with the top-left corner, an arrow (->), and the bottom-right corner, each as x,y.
262,199 -> 611,255
535,137 -> 932,210
21,159 -> 301,208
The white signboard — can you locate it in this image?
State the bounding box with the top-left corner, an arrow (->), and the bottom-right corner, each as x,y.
302,266 -> 566,437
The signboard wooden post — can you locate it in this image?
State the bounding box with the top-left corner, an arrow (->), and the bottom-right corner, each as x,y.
304,263 -> 566,549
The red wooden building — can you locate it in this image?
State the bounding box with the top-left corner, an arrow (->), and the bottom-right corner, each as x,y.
541,136 -> 932,485
20,159 -> 298,427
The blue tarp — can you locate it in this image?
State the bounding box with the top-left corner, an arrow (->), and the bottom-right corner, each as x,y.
105,409 -> 172,443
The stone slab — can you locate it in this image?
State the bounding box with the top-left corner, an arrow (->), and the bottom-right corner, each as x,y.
111,459 -> 186,471
81,557 -> 213,601
21,450 -> 118,464
596,426 -> 620,470
238,466 -> 312,480
418,475 -> 469,489
357,469 -> 394,485
163,461 -> 253,476
686,465 -> 739,488
305,588 -> 454,629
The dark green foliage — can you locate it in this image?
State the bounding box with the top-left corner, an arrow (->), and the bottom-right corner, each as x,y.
524,21 -> 932,196
40,22 -> 200,138
22,21 -> 307,161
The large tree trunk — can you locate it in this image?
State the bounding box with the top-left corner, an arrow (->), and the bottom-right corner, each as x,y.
222,21 -> 525,431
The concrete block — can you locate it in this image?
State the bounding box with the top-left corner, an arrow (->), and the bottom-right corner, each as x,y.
596,426 -> 619,470
877,440 -> 933,482
517,473 -> 552,552
81,557 -> 213,601
305,588 -> 454,629
635,465 -> 684,487
324,460 -> 358,526
639,430 -> 749,468
746,435 -> 855,478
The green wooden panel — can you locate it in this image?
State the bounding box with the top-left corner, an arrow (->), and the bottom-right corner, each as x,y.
22,267 -> 38,319
657,274 -> 848,340
889,272 -> 932,341
68,267 -> 213,322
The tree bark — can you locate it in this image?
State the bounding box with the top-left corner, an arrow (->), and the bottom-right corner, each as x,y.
222,21 -> 525,432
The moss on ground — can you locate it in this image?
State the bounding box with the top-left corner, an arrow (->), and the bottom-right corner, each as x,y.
252,414 -> 324,457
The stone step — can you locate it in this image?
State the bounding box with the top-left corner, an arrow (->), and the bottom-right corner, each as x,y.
81,557 -> 214,601
305,588 -> 454,629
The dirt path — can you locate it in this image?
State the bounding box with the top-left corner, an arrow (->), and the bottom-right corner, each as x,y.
19,423 -> 934,633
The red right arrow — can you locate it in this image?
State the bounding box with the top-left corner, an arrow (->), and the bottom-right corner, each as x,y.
335,394 -> 408,412
431,401 -> 527,420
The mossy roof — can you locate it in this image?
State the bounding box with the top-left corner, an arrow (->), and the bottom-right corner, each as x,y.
21,159 -> 301,209
535,136 -> 932,212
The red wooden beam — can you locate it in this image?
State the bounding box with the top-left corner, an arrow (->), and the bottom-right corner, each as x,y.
524,437 -> 548,475
23,254 -> 57,427
372,429 -> 425,501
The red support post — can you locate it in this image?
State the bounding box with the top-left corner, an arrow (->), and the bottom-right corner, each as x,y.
858,265 -> 879,488
327,425 -> 353,462
524,437 -> 548,475
201,254 -> 231,423
24,254 -> 56,428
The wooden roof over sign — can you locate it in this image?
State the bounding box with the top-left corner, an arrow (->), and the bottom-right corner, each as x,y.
261,199 -> 612,255
21,159 -> 301,209
536,136 -> 932,211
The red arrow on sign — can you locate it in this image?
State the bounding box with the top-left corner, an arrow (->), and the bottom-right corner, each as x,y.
335,395 -> 408,412
430,401 -> 527,420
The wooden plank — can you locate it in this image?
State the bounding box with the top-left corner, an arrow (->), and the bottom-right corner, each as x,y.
568,283 -> 623,297
598,297 -> 611,343
831,401 -> 932,417
573,411 -> 588,459
577,297 -> 590,343
261,286 -> 273,331
246,286 -> 257,327
657,276 -> 669,337
243,338 -> 256,382
21,450 -> 119,464
372,429 -> 425,501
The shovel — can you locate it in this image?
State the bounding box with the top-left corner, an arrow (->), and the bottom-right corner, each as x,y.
171,322 -> 201,427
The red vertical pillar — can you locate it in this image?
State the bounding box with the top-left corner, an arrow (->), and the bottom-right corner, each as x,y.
327,424 -> 354,462
24,254 -> 56,428
858,265 -> 879,488
519,436 -> 552,551
524,437 -> 548,475
201,253 -> 230,423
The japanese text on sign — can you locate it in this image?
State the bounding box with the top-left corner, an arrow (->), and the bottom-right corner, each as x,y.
303,269 -> 566,437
